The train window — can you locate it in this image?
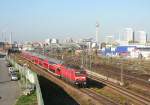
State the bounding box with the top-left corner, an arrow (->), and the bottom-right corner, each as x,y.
39,58 -> 44,61
75,72 -> 82,76
80,71 -> 86,74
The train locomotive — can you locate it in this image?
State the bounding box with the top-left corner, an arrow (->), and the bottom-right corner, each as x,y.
21,51 -> 87,86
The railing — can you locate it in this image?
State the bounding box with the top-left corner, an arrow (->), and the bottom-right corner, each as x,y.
34,73 -> 44,105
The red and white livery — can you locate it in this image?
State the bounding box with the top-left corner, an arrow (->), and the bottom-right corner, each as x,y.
22,51 -> 87,86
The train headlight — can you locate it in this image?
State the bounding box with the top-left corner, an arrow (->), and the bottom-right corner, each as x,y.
84,82 -> 86,84
75,82 -> 78,84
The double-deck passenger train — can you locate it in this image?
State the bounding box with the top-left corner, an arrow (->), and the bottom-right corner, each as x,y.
22,51 -> 87,86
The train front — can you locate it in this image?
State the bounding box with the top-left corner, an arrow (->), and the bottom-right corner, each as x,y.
74,69 -> 87,86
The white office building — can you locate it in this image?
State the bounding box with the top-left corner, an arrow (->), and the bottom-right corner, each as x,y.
45,38 -> 51,45
137,31 -> 146,44
105,36 -> 113,43
124,28 -> 133,42
45,38 -> 59,44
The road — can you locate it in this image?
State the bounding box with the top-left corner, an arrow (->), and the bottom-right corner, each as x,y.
0,59 -> 20,105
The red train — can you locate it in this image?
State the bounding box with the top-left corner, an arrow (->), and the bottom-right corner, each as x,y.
21,51 -> 87,86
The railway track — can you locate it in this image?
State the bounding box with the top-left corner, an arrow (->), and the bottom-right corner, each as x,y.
80,88 -> 119,105
94,66 -> 150,88
89,62 -> 150,85
88,72 -> 150,105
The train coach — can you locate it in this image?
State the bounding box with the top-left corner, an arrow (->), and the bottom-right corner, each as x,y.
21,51 -> 87,86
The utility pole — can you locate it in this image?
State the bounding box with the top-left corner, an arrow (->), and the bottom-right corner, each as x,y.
81,45 -> 85,66
89,44 -> 92,71
89,54 -> 92,70
107,57 -> 109,80
120,60 -> 124,86
86,50 -> 88,68
146,33 -> 148,43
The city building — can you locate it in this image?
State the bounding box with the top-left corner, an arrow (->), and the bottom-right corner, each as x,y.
22,42 -> 34,51
63,37 -> 74,43
105,36 -> 113,43
137,31 -> 146,44
51,38 -> 59,44
124,28 -> 134,42
45,38 -> 51,45
45,38 -> 59,45
0,42 -> 12,51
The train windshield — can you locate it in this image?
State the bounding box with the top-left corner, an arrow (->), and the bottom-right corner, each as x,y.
75,70 -> 86,76
66,64 -> 86,76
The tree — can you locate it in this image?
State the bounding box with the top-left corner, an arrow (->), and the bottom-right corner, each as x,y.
101,42 -> 106,48
128,40 -> 139,43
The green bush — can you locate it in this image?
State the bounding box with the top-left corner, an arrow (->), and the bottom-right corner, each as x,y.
15,91 -> 37,105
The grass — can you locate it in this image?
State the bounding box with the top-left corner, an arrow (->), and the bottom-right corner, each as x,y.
15,91 -> 37,105
93,88 -> 128,104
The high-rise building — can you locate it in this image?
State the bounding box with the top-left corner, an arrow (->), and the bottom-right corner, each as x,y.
137,31 -> 146,44
45,38 -> 59,44
10,32 -> 12,44
64,37 -> 74,43
105,36 -> 113,43
96,22 -> 99,43
45,38 -> 51,45
124,28 -> 133,42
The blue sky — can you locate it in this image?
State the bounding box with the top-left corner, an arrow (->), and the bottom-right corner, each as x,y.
0,0 -> 150,42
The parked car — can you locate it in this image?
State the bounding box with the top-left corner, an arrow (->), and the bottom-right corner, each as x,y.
8,67 -> 18,74
9,67 -> 14,74
10,73 -> 18,81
